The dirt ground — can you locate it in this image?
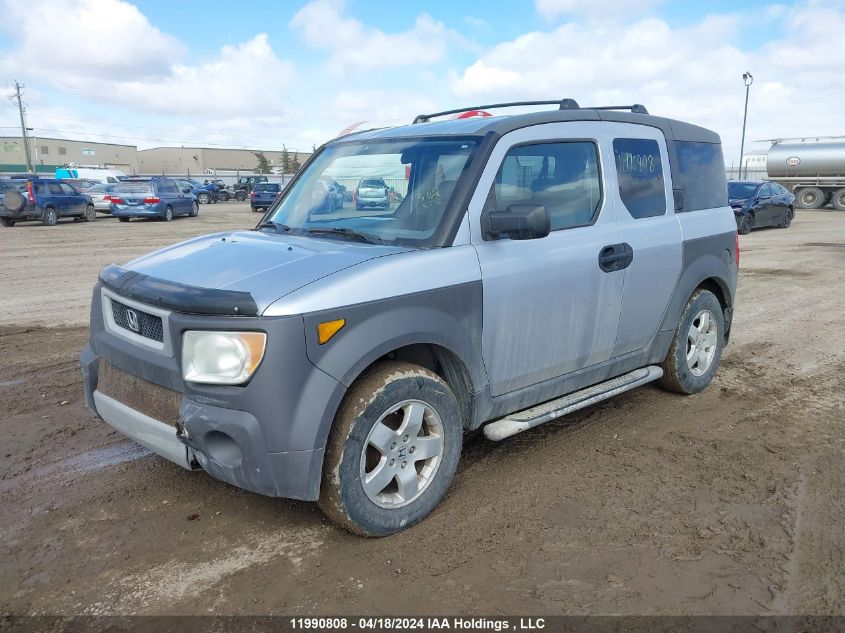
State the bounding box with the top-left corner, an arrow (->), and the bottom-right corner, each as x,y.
0,206 -> 843,616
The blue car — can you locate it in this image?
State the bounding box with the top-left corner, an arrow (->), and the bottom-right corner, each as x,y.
728,180 -> 795,235
249,182 -> 283,212
176,179 -> 219,204
110,177 -> 199,222
1,177 -> 95,226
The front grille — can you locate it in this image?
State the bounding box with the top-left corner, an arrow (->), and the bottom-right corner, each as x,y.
111,300 -> 164,342
97,361 -> 181,426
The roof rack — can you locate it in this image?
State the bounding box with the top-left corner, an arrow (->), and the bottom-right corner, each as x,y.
412,99 -> 648,124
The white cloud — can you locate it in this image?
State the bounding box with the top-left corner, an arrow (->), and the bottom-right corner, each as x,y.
0,0 -> 184,79
451,3 -> 845,160
535,0 -> 664,20
290,0 -> 459,72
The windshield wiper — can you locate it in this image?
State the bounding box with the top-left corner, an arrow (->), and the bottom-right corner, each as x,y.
256,221 -> 293,233
303,227 -> 385,244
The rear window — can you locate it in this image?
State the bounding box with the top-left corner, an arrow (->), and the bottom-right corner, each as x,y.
254,183 -> 281,192
115,181 -> 153,194
675,141 -> 728,211
360,179 -> 385,188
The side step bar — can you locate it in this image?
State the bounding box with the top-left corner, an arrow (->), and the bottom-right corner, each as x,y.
483,366 -> 663,441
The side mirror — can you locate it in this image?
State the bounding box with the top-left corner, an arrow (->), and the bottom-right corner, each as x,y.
485,204 -> 550,240
183,187 -> 191,194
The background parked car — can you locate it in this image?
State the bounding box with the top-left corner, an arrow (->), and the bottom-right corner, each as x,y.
1,178 -> 95,226
110,177 -> 198,223
85,183 -> 118,214
729,180 -> 795,235
250,182 -> 283,212
355,177 -> 389,210
59,178 -> 97,191
233,175 -> 268,201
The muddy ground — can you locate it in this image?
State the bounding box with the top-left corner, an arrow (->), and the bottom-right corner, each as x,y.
0,207 -> 843,615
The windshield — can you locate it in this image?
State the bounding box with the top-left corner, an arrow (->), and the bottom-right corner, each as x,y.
728,182 -> 759,199
265,137 -> 479,246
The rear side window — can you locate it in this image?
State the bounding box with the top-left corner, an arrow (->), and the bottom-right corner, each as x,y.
488,141 -> 602,231
157,180 -> 179,195
675,141 -> 728,211
48,183 -> 63,195
613,138 -> 666,219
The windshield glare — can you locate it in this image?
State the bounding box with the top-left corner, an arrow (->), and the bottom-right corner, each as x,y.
266,137 -> 478,246
728,182 -> 759,199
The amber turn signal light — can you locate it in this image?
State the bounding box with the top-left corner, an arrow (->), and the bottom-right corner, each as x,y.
317,319 -> 346,344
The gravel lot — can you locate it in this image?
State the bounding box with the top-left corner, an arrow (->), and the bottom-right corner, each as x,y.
0,205 -> 843,615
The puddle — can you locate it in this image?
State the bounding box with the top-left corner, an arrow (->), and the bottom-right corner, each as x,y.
63,442 -> 151,474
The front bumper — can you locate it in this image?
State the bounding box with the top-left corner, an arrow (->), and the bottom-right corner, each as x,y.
81,283 -> 347,500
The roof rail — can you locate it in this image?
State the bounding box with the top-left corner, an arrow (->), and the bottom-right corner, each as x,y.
412,99 -> 649,123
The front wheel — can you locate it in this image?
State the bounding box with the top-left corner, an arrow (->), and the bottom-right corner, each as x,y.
118,217 -> 129,223
235,191 -> 247,202
197,193 -> 210,204
319,361 -> 463,536
658,289 -> 725,395
738,214 -> 753,235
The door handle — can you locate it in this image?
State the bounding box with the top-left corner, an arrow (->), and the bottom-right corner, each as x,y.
598,243 -> 634,273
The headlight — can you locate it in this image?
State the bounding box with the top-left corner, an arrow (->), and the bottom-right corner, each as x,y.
182,331 -> 266,385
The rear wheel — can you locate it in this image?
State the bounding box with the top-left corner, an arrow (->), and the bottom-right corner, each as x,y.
118,217 -> 129,223
738,214 -> 753,235
319,361 -> 463,536
235,191 -> 246,202
42,207 -> 58,226
163,206 -> 173,222
832,188 -> 845,212
0,217 -> 15,227
83,204 -> 96,222
658,289 -> 725,395
218,191 -> 230,202
795,187 -> 825,209
189,201 -> 199,217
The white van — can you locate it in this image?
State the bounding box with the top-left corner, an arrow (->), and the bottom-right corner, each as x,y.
55,167 -> 126,184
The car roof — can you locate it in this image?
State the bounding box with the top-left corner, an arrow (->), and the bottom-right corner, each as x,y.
729,180 -> 766,185
337,107 -> 721,145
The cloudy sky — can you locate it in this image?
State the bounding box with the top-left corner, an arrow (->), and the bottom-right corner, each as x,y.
1,0 -> 842,165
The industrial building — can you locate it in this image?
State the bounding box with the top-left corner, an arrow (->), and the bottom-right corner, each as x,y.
0,136 -> 138,173
136,146 -> 311,175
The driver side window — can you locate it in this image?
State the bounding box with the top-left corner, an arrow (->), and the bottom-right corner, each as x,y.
485,141 -> 602,231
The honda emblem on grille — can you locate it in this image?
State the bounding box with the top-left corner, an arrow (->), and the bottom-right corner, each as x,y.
126,309 -> 141,333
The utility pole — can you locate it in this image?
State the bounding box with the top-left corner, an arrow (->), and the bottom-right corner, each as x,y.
739,71 -> 753,180
12,81 -> 34,173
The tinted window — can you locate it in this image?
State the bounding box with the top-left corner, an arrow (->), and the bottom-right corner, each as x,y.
675,141 -> 728,211
488,141 -> 602,231
760,183 -> 774,197
59,183 -> 77,194
48,183 -> 64,195
728,182 -> 759,199
360,178 -> 386,188
157,180 -> 179,195
116,181 -> 153,194
254,183 -> 281,192
613,138 -> 666,218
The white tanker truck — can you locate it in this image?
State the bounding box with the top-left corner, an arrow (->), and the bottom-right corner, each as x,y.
765,137 -> 845,210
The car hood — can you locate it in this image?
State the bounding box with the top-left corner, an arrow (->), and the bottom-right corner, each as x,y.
123,230 -> 410,313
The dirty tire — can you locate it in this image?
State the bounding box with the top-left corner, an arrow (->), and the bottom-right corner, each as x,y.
0,217 -> 15,227
833,188 -> 845,212
163,206 -> 173,222
84,204 -> 96,222
197,193 -> 210,204
3,189 -> 25,212
796,187 -> 824,209
42,207 -> 58,226
118,217 -> 129,223
738,214 -> 753,235
658,289 -> 725,395
189,201 -> 199,217
780,207 -> 793,228
319,361 -> 463,537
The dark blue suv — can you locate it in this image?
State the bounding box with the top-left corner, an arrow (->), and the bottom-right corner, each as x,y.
110,178 -> 199,222
1,177 -> 95,227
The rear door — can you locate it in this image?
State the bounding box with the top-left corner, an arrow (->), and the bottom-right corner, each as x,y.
470,121 -> 625,396
157,179 -> 184,214
47,182 -> 71,216
605,124 -> 683,357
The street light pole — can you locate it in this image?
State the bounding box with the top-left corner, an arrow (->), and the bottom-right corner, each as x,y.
739,71 -> 753,179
